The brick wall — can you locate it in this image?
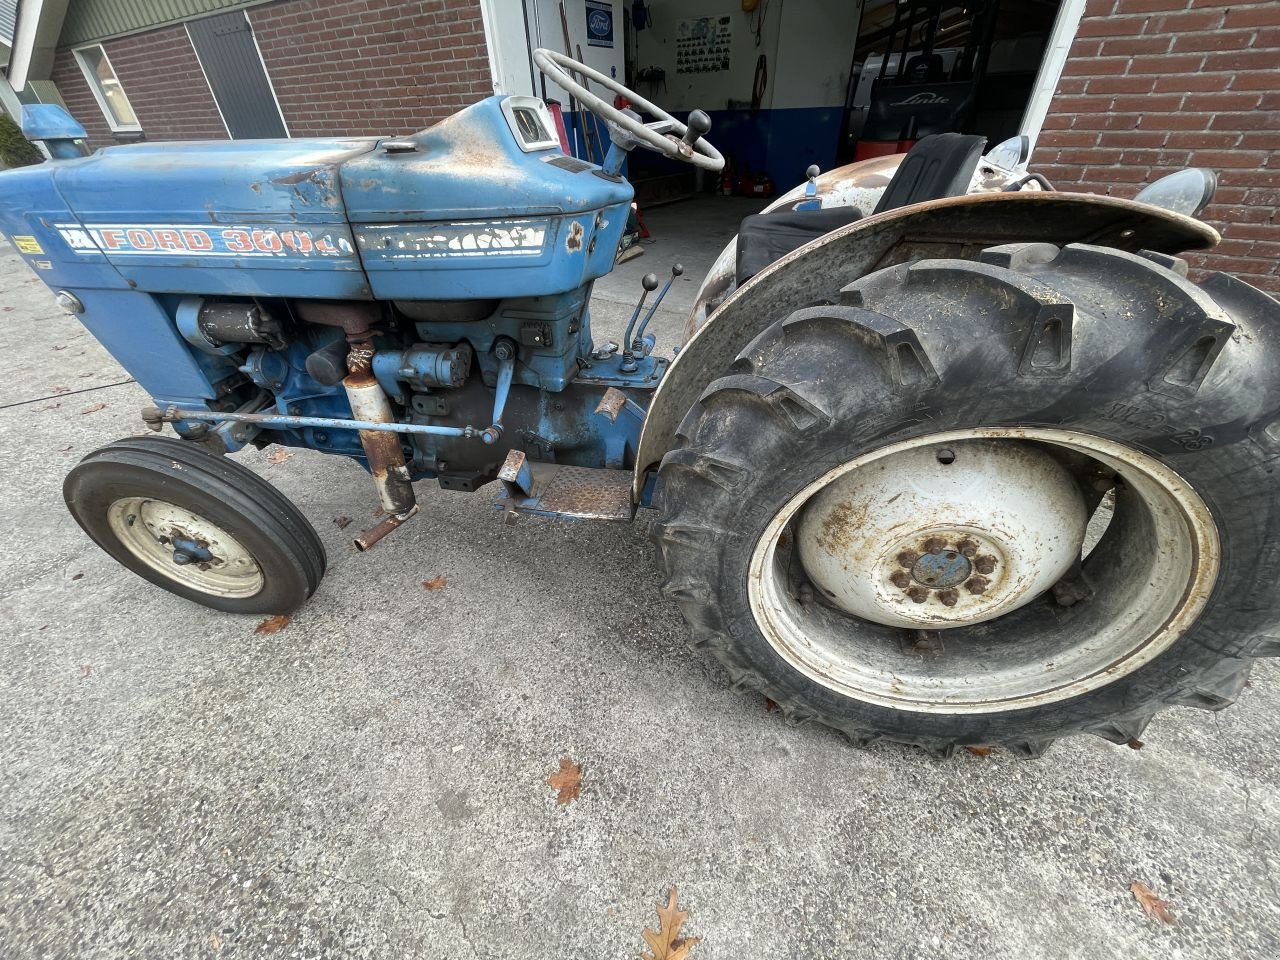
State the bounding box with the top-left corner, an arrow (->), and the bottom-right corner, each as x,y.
51,23 -> 228,150
248,0 -> 492,138
1034,0 -> 1280,295
50,0 -> 491,149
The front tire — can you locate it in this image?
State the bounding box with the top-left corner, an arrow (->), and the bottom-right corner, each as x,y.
65,436 -> 326,614
654,242 -> 1280,756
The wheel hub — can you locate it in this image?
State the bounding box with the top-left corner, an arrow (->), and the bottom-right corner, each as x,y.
107,498 -> 264,598
796,439 -> 1088,628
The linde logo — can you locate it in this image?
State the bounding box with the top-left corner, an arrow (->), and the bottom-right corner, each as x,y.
52,223 -> 356,258
891,92 -> 950,106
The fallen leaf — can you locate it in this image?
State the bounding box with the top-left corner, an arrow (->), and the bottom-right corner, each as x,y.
764,698 -> 779,713
80,403 -> 106,414
965,746 -> 992,757
71,573 -> 84,581
209,931 -> 223,952
1127,738 -> 1145,751
641,887 -> 699,960
333,516 -> 353,530
80,665 -> 93,678
422,575 -> 448,591
1130,881 -> 1176,924
255,614 -> 291,635
547,757 -> 582,805
266,447 -> 295,465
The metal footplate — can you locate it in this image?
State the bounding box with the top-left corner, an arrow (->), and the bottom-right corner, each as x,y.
496,450 -> 635,521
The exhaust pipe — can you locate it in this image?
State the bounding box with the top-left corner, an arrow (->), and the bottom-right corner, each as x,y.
344,345 -> 418,549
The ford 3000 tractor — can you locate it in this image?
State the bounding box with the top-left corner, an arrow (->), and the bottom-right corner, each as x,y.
4,49 -> 1278,757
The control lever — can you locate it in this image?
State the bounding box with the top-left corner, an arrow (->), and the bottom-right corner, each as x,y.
677,110 -> 712,160
798,165 -> 822,210
620,273 -> 659,373
633,263 -> 684,351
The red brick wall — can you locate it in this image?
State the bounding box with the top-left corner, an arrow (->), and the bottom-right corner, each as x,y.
248,0 -> 492,138
51,23 -> 228,150
1034,0 -> 1280,295
50,0 -> 491,150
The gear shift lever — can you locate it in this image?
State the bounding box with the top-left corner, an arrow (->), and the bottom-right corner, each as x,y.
677,110 -> 712,160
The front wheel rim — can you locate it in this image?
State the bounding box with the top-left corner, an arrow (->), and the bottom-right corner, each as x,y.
747,428 -> 1220,714
107,497 -> 265,599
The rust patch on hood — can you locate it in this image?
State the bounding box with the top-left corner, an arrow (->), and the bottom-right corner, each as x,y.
566,220 -> 585,252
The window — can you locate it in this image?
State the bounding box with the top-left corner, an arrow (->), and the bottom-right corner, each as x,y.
73,45 -> 140,132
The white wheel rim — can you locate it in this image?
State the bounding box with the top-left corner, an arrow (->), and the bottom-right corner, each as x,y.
107,497 -> 265,599
747,428 -> 1220,714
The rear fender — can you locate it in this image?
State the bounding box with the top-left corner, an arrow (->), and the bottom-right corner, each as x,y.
633,190 -> 1220,498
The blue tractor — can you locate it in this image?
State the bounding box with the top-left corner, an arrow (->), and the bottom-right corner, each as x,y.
5,50 -> 1279,756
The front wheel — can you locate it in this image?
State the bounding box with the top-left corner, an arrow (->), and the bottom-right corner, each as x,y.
65,436 -> 326,614
655,241 -> 1280,756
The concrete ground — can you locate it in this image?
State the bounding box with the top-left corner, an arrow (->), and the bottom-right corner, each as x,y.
1,197 -> 1278,960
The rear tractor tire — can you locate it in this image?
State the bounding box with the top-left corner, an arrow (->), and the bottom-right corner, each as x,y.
655,241 -> 1280,757
65,436 -> 326,614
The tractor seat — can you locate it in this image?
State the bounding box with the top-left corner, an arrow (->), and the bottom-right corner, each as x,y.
735,207 -> 863,286
871,132 -> 987,215
734,133 -> 988,286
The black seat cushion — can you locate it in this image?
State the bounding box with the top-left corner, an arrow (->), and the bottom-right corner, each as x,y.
735,206 -> 864,286
871,132 -> 987,215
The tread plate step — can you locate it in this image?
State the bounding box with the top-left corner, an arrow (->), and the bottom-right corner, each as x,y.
497,459 -> 634,521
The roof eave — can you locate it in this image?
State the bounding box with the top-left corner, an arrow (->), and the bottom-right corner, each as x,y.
8,0 -> 70,91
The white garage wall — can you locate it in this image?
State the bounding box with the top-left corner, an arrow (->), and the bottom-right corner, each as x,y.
629,0 -> 784,112
480,0 -> 626,100
771,0 -> 863,109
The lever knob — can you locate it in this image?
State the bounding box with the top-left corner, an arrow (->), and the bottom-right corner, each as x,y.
682,110 -> 712,147
806,164 -> 821,181
671,263 -> 684,278
641,272 -> 660,292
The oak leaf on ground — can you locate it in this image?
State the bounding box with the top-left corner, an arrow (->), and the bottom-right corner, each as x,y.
255,615 -> 291,635
1130,881 -> 1176,924
266,447 -> 295,465
641,887 -> 699,960
965,746 -> 992,757
422,575 -> 448,591
547,757 -> 582,805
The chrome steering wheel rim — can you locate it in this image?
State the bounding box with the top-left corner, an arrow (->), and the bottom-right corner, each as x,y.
531,47 -> 725,172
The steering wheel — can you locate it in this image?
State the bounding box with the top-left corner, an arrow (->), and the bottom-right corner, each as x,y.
532,48 -> 725,172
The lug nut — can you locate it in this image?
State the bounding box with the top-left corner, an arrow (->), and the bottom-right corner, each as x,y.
907,586 -> 929,604
973,555 -> 997,575
956,539 -> 977,557
897,551 -> 918,568
923,536 -> 947,555
938,588 -> 959,607
890,570 -> 910,589
966,576 -> 989,594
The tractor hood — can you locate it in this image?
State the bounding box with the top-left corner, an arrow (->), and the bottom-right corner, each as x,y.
340,97 -> 632,222
0,96 -> 630,301
50,136 -> 380,219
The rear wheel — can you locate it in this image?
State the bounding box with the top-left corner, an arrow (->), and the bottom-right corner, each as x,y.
65,436 -> 325,614
654,242 -> 1280,756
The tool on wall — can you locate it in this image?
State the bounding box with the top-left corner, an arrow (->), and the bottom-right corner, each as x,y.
559,1 -> 603,164
751,53 -> 768,113
575,42 -> 605,165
